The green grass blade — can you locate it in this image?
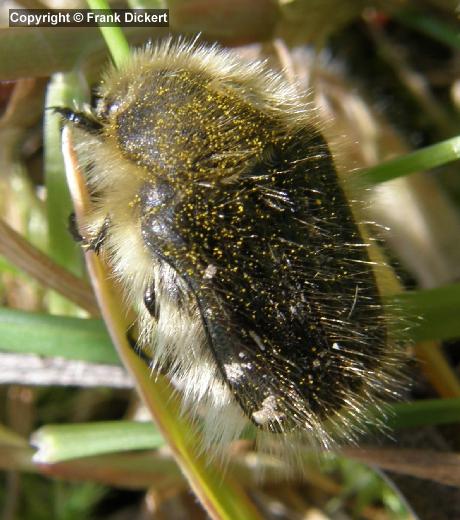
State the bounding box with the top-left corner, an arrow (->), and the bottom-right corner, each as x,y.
389,282 -> 460,342
33,421 -> 163,463
0,277 -> 458,369
354,135 -> 460,185
388,398 -> 460,429
0,307 -> 117,364
397,10 -> 460,50
45,72 -> 86,279
86,0 -> 130,68
30,398 -> 460,465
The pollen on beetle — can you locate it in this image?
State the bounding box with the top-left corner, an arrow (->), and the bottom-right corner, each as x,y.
62,37 -> 407,474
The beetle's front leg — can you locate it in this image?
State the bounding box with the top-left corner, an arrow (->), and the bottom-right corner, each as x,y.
68,213 -> 111,254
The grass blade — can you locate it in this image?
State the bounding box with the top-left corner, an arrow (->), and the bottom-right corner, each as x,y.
0,307 -> 117,364
389,282 -> 460,342
354,135 -> 460,185
33,421 -> 163,463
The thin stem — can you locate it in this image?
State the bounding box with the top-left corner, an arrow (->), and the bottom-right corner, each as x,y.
86,0 -> 130,67
354,135 -> 460,185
